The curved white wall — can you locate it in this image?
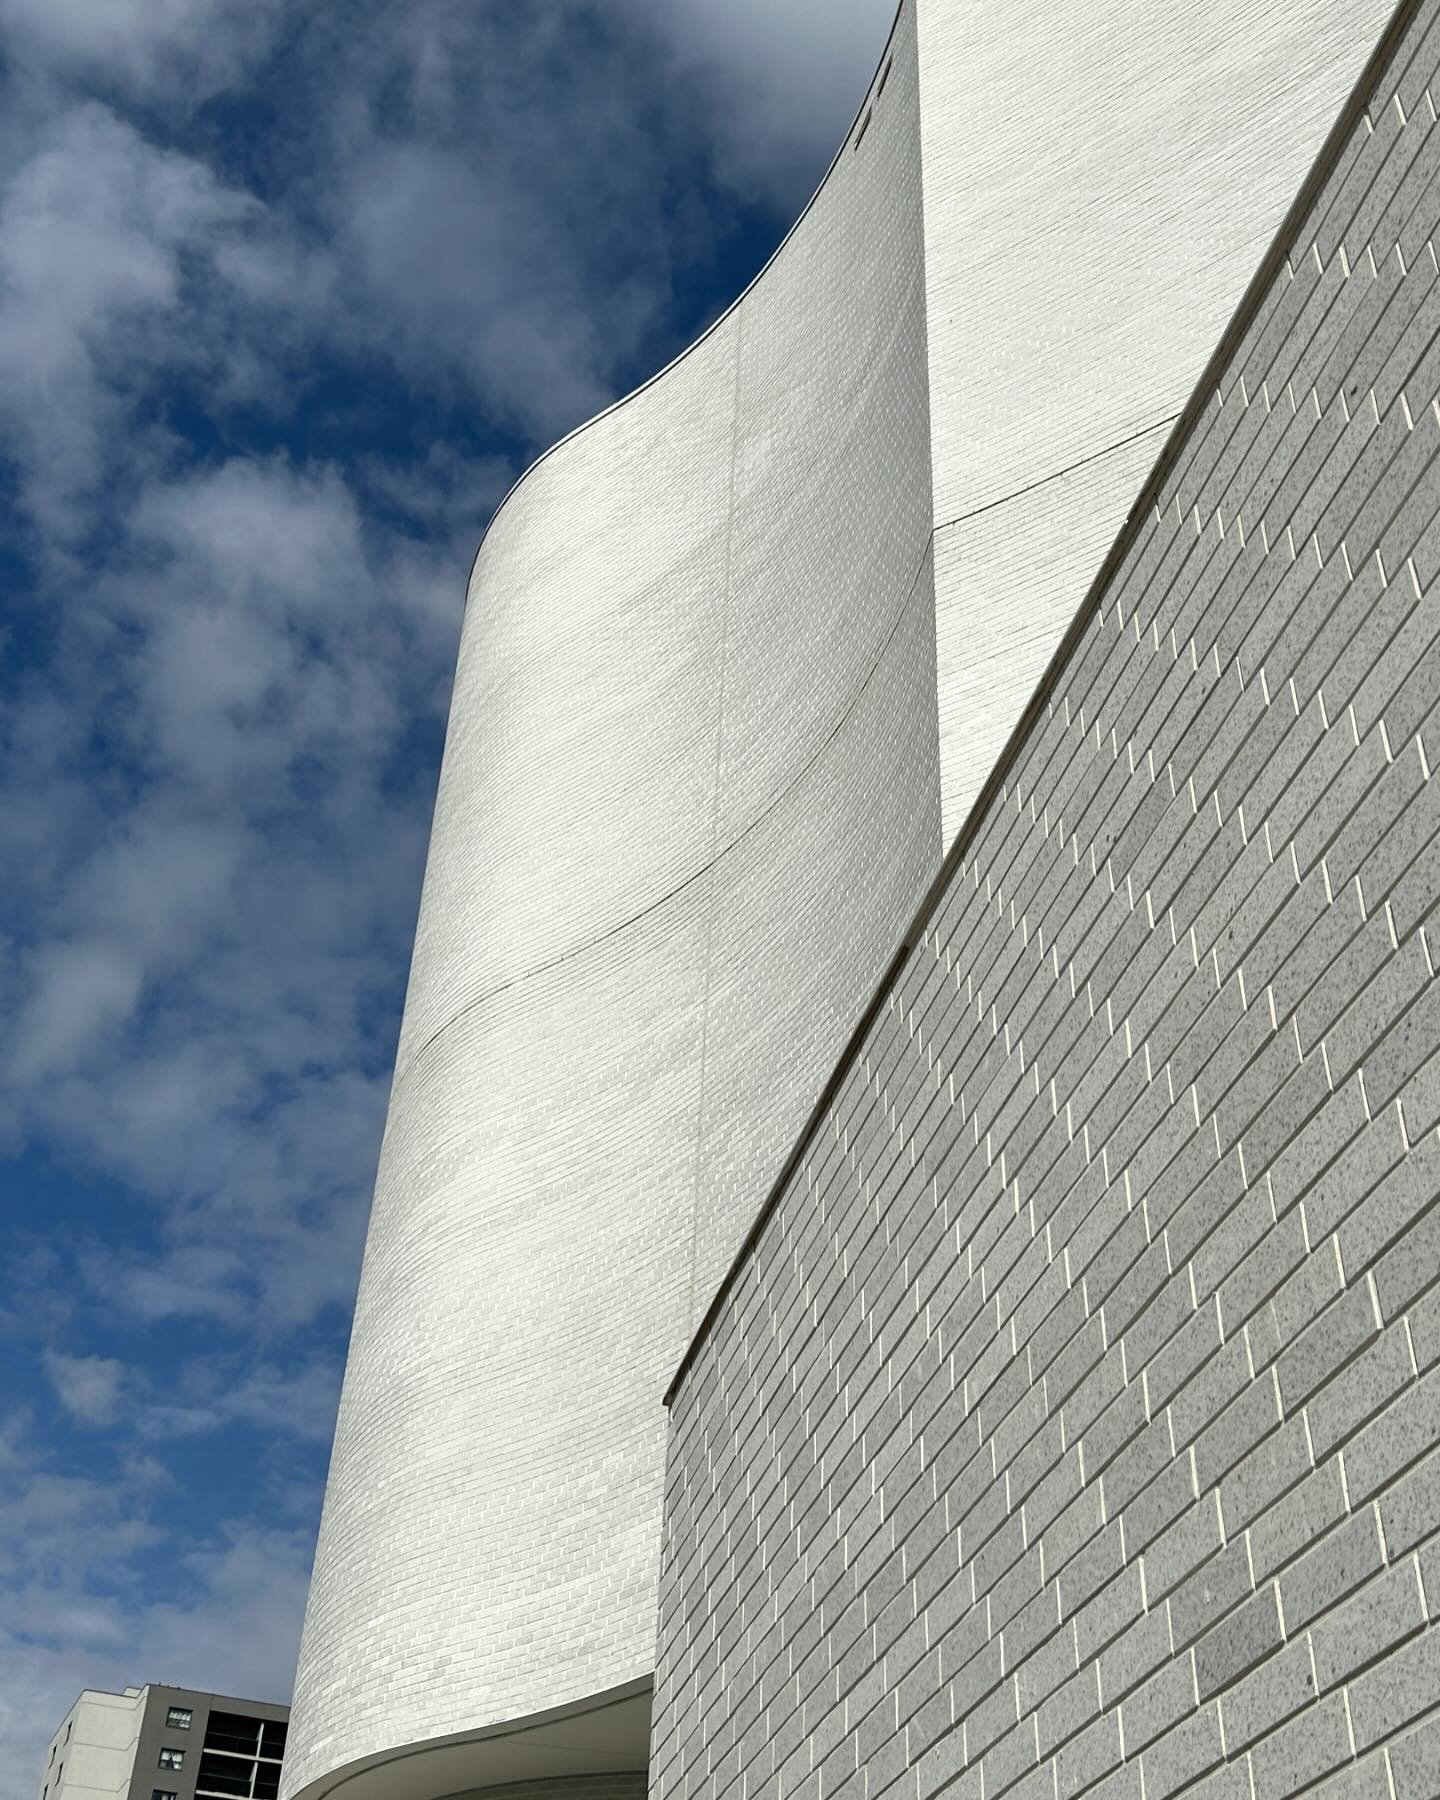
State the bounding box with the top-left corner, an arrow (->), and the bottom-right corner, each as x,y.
284,1 -> 1402,1796
282,7 -> 938,1798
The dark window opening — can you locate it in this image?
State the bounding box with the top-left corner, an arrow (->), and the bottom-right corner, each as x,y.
203,1713 -> 261,1757
195,1753 -> 252,1799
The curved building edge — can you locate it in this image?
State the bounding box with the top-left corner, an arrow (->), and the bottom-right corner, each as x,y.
280,2 -> 940,1796
281,1681 -> 652,1800
456,0 -> 911,608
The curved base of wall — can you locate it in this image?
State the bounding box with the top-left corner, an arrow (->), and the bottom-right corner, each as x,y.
282,1680 -> 651,1800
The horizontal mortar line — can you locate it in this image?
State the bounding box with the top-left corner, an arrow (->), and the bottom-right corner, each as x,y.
395,535 -> 939,1094
933,416 -> 1183,540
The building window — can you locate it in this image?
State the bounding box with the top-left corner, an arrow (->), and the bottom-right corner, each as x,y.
166,1708 -> 193,1730
203,1711 -> 260,1756
158,1749 -> 185,1771
153,1791 -> 179,1800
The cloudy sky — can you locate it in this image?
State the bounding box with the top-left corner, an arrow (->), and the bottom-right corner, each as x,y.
0,0 -> 894,1788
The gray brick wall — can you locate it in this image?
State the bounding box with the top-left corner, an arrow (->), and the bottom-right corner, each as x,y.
653,6 -> 1440,1798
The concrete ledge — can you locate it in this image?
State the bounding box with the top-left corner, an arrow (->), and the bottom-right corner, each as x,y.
282,1681 -> 651,1800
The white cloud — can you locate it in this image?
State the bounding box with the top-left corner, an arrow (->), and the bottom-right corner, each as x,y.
10,944 -> 144,1084
360,442 -> 515,533
77,1246 -> 252,1329
3,447 -> 456,1276
625,0 -> 895,202
134,1355 -> 344,1448
38,1345 -> 344,1449
0,101 -> 264,534
0,0 -> 283,101
0,1420 -> 164,1591
334,139 -> 616,436
44,1355 -> 125,1429
0,1392 -> 318,1782
0,1524 -> 308,1790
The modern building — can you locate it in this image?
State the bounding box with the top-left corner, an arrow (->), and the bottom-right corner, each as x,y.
285,0 -> 1440,1796
37,1687 -> 288,1800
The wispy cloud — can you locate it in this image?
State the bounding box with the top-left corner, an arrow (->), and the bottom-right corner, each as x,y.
0,100 -> 263,535
0,1422 -> 309,1766
43,1355 -> 125,1430
0,0 -> 283,102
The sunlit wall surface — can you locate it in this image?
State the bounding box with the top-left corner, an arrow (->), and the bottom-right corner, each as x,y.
922,0 -> 1393,835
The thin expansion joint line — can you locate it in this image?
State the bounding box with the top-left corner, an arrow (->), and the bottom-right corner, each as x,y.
684,310 -> 746,1336
396,478 -> 938,1104
933,415 -> 1182,537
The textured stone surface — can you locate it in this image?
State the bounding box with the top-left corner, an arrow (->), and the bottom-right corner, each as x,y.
920,0 -> 1394,838
654,7 -> 1440,1798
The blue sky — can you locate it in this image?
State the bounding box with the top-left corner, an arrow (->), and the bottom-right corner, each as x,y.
0,0 -> 893,1788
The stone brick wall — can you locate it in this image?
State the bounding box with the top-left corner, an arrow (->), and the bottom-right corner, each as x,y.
653,6 -> 1440,1797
